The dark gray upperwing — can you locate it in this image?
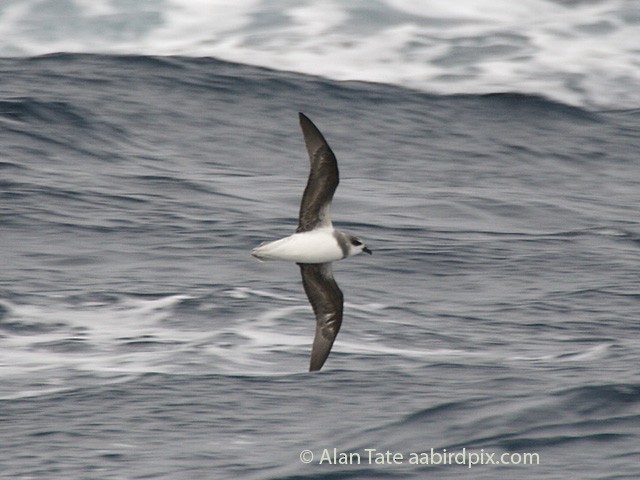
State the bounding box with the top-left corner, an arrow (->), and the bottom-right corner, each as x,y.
297,113 -> 339,233
299,263 -> 344,371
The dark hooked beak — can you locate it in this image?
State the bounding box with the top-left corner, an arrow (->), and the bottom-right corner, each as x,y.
363,246 -> 372,255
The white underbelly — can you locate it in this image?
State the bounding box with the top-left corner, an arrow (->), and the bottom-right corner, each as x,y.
252,230 -> 344,263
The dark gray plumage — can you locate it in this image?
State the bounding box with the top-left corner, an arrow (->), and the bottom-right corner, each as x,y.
299,262 -> 343,371
297,112 -> 339,233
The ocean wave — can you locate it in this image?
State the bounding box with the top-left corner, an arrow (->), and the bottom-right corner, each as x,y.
0,98 -> 89,126
0,291 -> 389,384
0,0 -> 638,109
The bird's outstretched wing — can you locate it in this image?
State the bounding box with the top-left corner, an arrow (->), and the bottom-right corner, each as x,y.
299,262 -> 343,371
297,113 -> 339,233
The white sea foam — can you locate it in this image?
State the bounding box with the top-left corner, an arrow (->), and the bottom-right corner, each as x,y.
511,343 -> 613,363
0,291 -> 376,381
0,286 -> 621,396
0,287 -> 413,386
0,295 -> 199,377
0,0 -> 638,108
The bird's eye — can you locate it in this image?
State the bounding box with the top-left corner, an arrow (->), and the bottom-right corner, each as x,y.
351,239 -> 362,246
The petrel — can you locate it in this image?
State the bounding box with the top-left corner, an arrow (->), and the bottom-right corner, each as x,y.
251,113 -> 372,371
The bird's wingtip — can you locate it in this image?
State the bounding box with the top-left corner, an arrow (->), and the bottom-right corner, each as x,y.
299,112 -> 310,124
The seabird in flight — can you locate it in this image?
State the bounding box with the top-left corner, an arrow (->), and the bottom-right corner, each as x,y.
251,113 -> 372,371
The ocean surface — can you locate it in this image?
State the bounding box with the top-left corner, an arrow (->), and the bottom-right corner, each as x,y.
1,2 -> 640,479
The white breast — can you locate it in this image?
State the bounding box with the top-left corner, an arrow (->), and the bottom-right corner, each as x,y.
251,229 -> 344,263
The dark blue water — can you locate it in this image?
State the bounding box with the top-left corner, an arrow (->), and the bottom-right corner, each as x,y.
1,54 -> 639,479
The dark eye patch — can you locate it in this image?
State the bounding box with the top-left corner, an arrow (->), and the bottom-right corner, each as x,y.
351,239 -> 362,246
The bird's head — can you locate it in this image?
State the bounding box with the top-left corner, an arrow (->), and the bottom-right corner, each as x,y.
346,235 -> 372,257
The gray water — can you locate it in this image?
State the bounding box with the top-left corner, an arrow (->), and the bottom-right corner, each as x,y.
1,55 -> 639,479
